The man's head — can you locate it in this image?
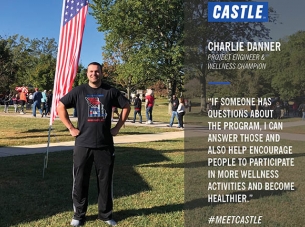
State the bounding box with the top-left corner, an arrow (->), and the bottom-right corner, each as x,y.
172,94 -> 176,99
87,62 -> 103,87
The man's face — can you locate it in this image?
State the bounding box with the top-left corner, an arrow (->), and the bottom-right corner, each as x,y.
173,95 -> 176,99
87,64 -> 102,84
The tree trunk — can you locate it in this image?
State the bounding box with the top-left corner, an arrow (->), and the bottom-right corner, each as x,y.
200,67 -> 207,113
171,79 -> 177,96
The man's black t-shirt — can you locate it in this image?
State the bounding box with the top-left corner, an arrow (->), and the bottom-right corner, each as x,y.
60,83 -> 129,148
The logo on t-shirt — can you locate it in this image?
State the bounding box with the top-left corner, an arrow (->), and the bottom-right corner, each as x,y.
85,95 -> 107,122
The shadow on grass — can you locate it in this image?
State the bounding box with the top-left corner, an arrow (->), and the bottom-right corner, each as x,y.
0,145 -> 171,226
19,128 -> 68,133
118,131 -> 153,135
0,134 -> 69,141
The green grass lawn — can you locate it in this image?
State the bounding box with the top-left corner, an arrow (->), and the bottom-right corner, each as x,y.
0,115 -> 178,147
0,140 -> 184,227
1,137 -> 305,226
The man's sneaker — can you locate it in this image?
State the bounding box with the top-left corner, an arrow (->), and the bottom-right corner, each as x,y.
167,125 -> 172,127
70,218 -> 85,226
104,219 -> 117,226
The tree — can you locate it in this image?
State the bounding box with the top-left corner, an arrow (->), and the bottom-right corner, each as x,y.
0,37 -> 15,93
262,31 -> 305,100
3,35 -> 57,90
73,64 -> 87,87
184,78 -> 201,98
91,0 -> 184,94
31,53 -> 56,90
150,80 -> 168,98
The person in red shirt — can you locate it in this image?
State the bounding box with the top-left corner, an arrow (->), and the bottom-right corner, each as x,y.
145,89 -> 154,124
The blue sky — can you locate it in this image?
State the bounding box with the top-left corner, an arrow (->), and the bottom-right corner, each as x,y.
0,0 -> 304,67
0,0 -> 105,67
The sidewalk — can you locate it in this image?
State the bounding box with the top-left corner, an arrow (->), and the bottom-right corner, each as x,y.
0,114 -> 187,157
1,112 -> 305,157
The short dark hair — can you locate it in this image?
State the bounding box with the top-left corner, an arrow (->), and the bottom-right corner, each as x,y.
87,62 -> 102,71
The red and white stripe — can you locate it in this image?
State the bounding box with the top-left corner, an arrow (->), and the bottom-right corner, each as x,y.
49,1 -> 88,125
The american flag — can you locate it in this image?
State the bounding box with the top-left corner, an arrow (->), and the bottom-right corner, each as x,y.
49,0 -> 89,125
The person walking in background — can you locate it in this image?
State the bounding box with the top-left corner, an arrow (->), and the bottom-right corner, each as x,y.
274,101 -> 282,119
32,88 -> 43,117
3,94 -> 11,113
19,88 -> 27,114
145,89 -> 154,124
111,106 -> 120,121
46,90 -> 53,115
298,102 -> 305,120
27,92 -> 33,110
167,94 -> 180,127
132,94 -> 142,123
73,108 -> 78,117
57,62 -> 130,227
12,94 -> 19,113
41,90 -> 48,117
177,97 -> 186,129
292,101 -> 298,117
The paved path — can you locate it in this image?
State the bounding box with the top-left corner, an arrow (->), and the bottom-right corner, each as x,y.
1,112 -> 305,157
0,113 -> 185,157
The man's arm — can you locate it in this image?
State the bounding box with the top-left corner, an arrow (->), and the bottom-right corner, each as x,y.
111,103 -> 131,136
57,101 -> 79,137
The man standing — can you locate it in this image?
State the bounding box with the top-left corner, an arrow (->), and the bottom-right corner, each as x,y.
32,88 -> 43,117
57,62 -> 130,227
167,94 -> 180,127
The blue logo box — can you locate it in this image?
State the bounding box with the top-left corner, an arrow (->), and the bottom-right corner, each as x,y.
208,2 -> 269,22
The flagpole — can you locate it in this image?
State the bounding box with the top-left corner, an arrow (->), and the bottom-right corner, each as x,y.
43,0 -> 66,178
43,126 -> 52,178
